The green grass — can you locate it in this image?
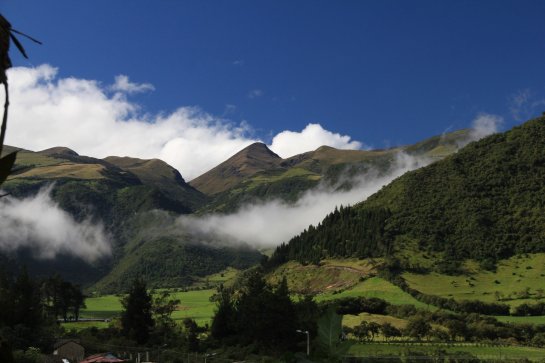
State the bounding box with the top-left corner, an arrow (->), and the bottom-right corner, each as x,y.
80,294 -> 123,320
12,162 -> 106,179
342,342 -> 545,361
403,253 -> 545,308
317,277 -> 432,310
62,321 -> 109,331
12,150 -> 63,167
249,167 -> 321,187
169,289 -> 216,325
343,313 -> 408,329
494,315 -> 545,324
76,289 -> 217,329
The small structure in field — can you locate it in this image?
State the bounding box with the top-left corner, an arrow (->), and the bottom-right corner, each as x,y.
53,340 -> 85,363
80,353 -> 127,363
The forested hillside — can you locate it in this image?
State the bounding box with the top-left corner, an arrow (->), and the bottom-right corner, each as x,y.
269,116 -> 545,268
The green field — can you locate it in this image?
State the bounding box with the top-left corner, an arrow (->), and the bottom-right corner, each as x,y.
403,253 -> 545,308
73,288 -> 217,330
317,277 -> 432,310
342,342 -> 545,361
343,312 -> 408,330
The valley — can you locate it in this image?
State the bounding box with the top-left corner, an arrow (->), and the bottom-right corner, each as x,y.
3,116 -> 545,361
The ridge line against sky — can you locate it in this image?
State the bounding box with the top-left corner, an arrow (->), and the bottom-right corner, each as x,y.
6,64 -> 501,180
2,1 -> 545,179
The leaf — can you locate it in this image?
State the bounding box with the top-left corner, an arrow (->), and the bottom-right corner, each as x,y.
9,33 -> 28,59
0,151 -> 16,185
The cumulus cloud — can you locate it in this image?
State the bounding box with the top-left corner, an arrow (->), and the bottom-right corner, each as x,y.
269,123 -> 363,158
110,75 -> 154,94
0,186 -> 110,262
7,65 -> 365,180
177,152 -> 429,247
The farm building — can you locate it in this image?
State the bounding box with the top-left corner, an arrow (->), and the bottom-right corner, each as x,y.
53,339 -> 85,362
80,352 -> 127,363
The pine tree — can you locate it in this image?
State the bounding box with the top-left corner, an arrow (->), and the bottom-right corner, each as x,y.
121,278 -> 154,345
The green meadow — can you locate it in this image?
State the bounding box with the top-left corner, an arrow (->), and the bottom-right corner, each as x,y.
342,342 -> 545,361
403,253 -> 545,308
71,288 -> 217,330
317,277 -> 430,309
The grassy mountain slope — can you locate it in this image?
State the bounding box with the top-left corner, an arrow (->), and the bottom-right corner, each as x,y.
190,142 -> 283,195
194,130 -> 471,213
269,116 -> 545,268
104,155 -> 207,210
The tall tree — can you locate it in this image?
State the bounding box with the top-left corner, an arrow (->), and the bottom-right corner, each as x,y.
121,278 -> 154,345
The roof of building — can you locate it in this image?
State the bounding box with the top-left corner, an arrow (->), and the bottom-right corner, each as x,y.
80,353 -> 126,363
53,339 -> 82,349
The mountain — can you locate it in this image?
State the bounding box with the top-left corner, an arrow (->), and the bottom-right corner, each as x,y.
190,142 -> 283,195
268,116 -> 545,271
193,129 -> 471,213
0,146 -> 260,290
0,126 -> 475,292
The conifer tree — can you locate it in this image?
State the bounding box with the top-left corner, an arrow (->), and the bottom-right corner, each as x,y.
121,278 -> 154,345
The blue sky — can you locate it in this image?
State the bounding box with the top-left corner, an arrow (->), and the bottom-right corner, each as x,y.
2,1 -> 545,175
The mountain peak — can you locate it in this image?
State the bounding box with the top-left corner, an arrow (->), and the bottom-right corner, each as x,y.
38,146 -> 79,157
238,142 -> 280,159
190,142 -> 282,195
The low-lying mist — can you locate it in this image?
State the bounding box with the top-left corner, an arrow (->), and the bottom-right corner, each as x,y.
178,152 -> 429,248
0,186 -> 111,262
176,115 -> 502,248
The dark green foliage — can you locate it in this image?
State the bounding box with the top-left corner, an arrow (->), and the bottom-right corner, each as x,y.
380,322 -> 402,342
211,271 -> 314,353
95,236 -> 262,293
268,206 -> 391,266
271,116 -> 545,269
201,175 -> 319,214
334,296 -> 390,315
404,316 -> 431,340
42,274 -> 86,321
513,302 -> 545,316
210,285 -> 235,339
0,268 -> 60,351
120,278 -> 154,345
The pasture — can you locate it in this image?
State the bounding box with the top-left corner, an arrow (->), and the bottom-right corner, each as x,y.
342,342 -> 545,361
68,288 -> 217,330
403,253 -> 545,308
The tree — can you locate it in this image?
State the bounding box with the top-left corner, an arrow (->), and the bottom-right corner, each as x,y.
121,278 -> 154,345
210,285 -> 235,339
380,322 -> 401,342
404,316 -> 431,341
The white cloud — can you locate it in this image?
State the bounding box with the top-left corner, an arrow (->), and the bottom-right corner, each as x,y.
110,74 -> 154,94
178,152 -> 430,247
0,186 -> 111,262
6,65 -> 365,180
247,89 -> 263,99
269,123 -> 363,158
468,113 -> 503,142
